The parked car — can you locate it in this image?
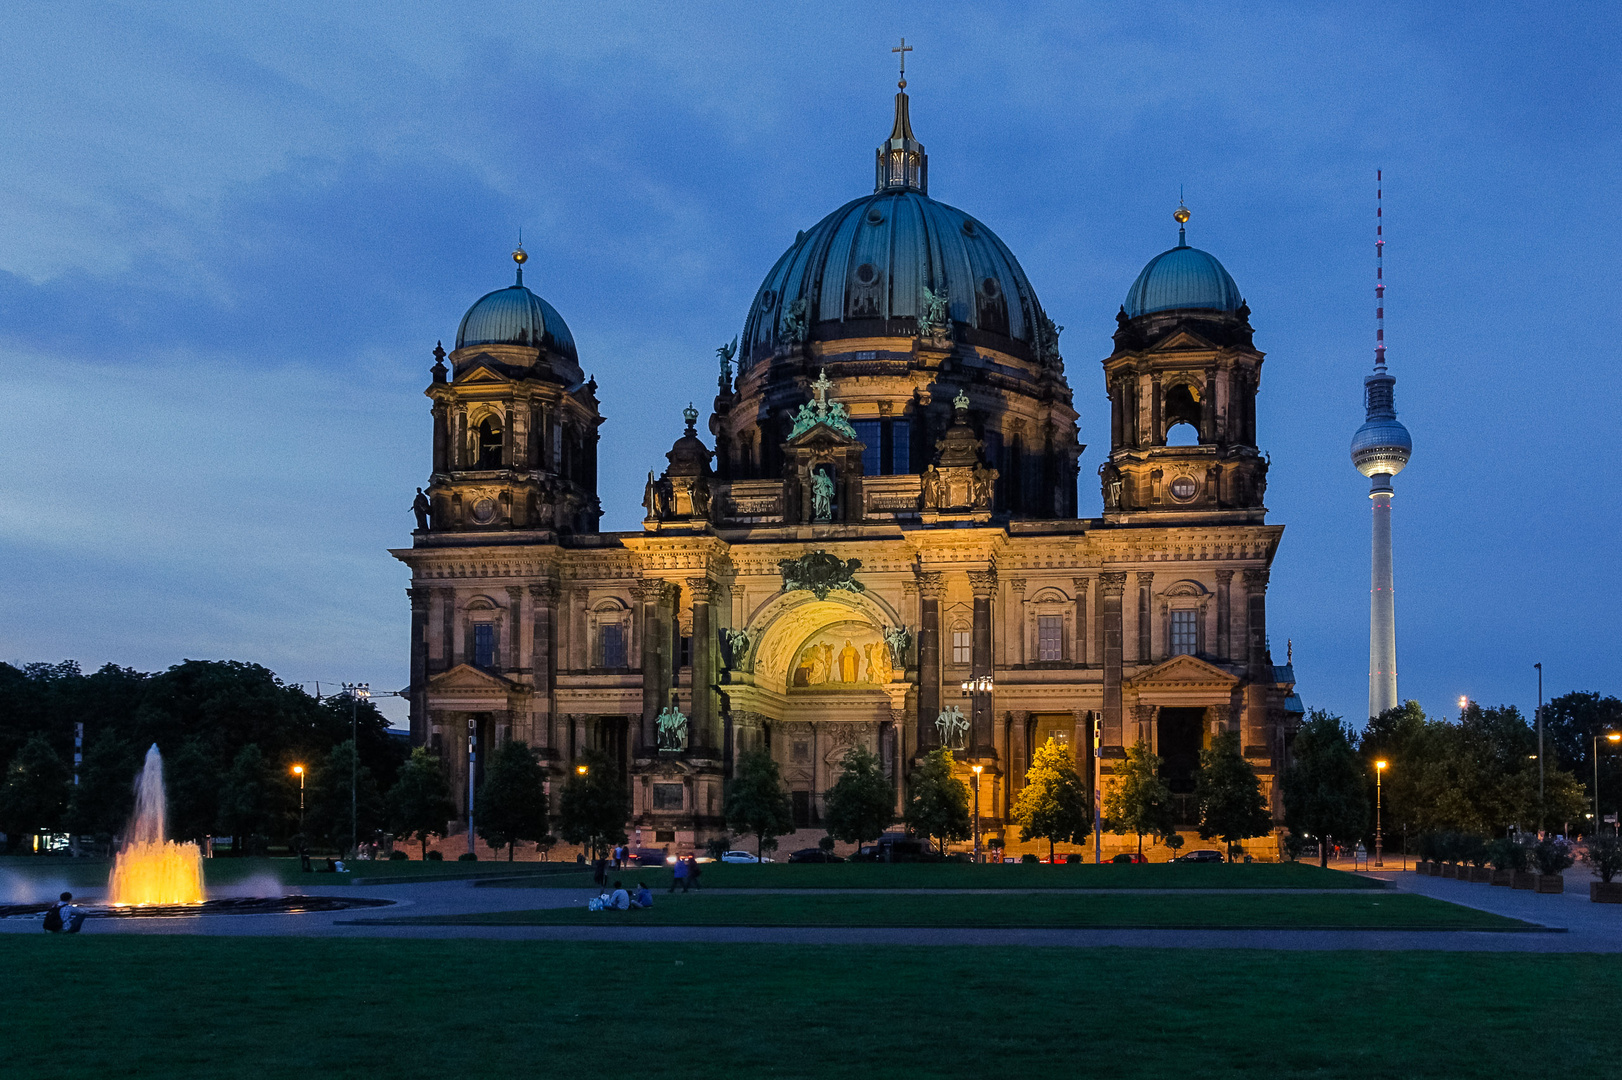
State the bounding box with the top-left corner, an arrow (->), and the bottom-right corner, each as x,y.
1110,852 -> 1147,864
628,849 -> 668,867
786,848 -> 845,863
1172,849 -> 1224,863
720,850 -> 772,863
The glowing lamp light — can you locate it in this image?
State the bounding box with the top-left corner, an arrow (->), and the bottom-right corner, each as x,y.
1608,733 -> 1622,744
971,764 -> 984,775
576,765 -> 589,776
1376,760 -> 1388,771
292,765 -> 304,776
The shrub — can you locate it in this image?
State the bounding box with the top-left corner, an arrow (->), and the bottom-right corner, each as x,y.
1461,834 -> 1490,867
389,849 -> 409,861
1532,836 -> 1574,876
1281,833 -> 1306,863
1021,853 -> 1039,864
818,835 -> 836,853
1064,853 -> 1084,864
1486,837 -> 1530,872
457,852 -> 478,862
1417,833 -> 1439,862
1581,834 -> 1622,884
425,849 -> 443,861
704,835 -> 730,861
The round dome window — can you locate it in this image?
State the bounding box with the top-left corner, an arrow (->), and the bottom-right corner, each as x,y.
866,207 -> 885,225
1169,476 -> 1198,501
981,277 -> 1000,299
855,263 -> 879,286
759,289 -> 776,312
961,219 -> 977,236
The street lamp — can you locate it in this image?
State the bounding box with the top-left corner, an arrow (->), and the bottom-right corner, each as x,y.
1594,732 -> 1621,835
342,682 -> 369,859
970,764 -> 984,863
291,765 -> 306,840
1374,761 -> 1387,868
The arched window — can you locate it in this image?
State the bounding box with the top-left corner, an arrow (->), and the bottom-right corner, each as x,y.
476,417 -> 503,469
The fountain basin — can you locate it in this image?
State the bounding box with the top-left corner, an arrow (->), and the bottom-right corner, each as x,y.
0,896 -> 395,920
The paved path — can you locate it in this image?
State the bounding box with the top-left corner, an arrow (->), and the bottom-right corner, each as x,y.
4,868 -> 1618,951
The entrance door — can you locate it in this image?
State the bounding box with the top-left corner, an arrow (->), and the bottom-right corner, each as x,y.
1156,708 -> 1205,826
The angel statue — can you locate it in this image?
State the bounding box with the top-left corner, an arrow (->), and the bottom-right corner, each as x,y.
656,704 -> 689,752
919,286 -> 949,338
935,705 -> 968,750
717,336 -> 738,386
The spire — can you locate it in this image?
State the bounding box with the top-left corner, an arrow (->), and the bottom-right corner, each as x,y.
876,38 -> 927,194
513,236 -> 528,287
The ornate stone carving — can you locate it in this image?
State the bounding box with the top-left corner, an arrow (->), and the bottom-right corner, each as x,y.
686,578 -> 717,605
918,286 -> 949,340
779,551 -> 865,600
1243,569 -> 1270,592
882,626 -> 912,665
968,569 -> 999,598
1098,571 -> 1128,596
788,369 -> 858,441
1071,577 -> 1090,596
915,571 -> 945,598
633,578 -> 669,604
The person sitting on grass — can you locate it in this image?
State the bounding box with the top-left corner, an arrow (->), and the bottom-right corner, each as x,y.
42,892 -> 86,934
608,880 -> 630,910
633,882 -> 653,909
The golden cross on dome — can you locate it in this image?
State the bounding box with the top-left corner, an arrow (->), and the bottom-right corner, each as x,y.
812,368 -> 833,406
892,37 -> 912,88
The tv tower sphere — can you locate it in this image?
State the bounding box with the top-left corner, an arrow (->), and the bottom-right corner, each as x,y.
1351,404 -> 1412,478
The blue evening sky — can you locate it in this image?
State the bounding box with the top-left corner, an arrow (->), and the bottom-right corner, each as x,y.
1,2 -> 1616,730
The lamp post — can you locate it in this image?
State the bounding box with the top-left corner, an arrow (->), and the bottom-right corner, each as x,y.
970,764 -> 984,863
1374,760 -> 1387,868
1594,732 -> 1621,835
1534,663 -> 1545,836
1093,714 -> 1103,864
291,765 -> 306,839
575,763 -> 590,860
342,682 -> 369,859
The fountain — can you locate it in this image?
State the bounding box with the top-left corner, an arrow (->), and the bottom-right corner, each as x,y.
107,744 -> 205,906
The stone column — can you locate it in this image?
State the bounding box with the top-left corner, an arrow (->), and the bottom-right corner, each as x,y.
1202,366 -> 1218,443
968,569 -> 997,758
1098,572 -> 1127,749
1136,571 -> 1155,665
916,571 -> 944,753
506,586 -> 525,673
529,580 -> 557,754
1150,374 -> 1163,446
688,577 -> 716,753
1109,377 -> 1123,450
408,587 -> 429,744
437,588 -> 455,672
1011,710 -> 1032,801
1005,578 -> 1026,666
1215,569 -> 1233,662
1072,577 -> 1090,666
635,578 -> 668,752
431,404 -> 449,474
1242,568 -> 1271,764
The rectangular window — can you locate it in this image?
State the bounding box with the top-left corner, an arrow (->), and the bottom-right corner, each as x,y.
792,740 -> 810,763
952,630 -> 972,665
600,623 -> 627,668
473,623 -> 495,670
1038,615 -> 1064,661
889,420 -> 910,474
679,635 -> 692,669
652,783 -> 684,811
792,790 -> 813,828
855,420 -> 882,476
1171,609 -> 1198,656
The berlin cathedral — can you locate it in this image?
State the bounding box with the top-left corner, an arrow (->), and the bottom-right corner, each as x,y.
392,78 -> 1301,858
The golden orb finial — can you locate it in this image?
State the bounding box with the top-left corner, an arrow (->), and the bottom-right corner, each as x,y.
513,247 -> 528,265
1174,204 -> 1191,225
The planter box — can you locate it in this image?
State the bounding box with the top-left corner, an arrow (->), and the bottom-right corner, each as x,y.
1491,869 -> 1514,886
1512,871 -> 1538,890
1591,882 -> 1622,904
1428,862 -> 1443,876
1470,866 -> 1493,883
1413,861 -> 1429,873
1535,874 -> 1565,894
1441,863 -> 1457,878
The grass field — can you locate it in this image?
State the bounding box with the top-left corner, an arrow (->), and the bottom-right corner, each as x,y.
360,890 -> 1528,930
492,860 -> 1385,890
2,937 -> 1616,1078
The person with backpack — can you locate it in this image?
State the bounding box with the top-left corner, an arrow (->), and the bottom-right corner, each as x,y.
43,892 -> 86,934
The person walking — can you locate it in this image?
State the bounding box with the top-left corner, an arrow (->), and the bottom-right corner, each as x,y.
669,855 -> 689,893
686,855 -> 702,892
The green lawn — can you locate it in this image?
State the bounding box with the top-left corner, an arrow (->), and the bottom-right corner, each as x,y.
364,890 -> 1527,930
493,860 -> 1384,891
2,938 -> 1616,1078
0,855 -> 569,892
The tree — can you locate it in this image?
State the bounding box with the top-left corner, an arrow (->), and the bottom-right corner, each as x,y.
1282,710 -> 1369,867
1013,738 -> 1091,862
65,731 -> 141,840
1102,739 -> 1175,858
1544,692 -> 1622,824
822,746 -> 893,852
165,740 -> 221,842
216,744 -> 273,855
388,747 -> 457,859
725,747 -> 795,858
557,749 -> 628,860
476,740 -> 550,861
306,740 -> 386,855
0,735 -> 70,846
1193,730 -> 1273,857
904,747 -> 970,854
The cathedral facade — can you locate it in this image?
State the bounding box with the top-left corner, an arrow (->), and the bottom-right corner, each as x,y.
391,84 -> 1299,857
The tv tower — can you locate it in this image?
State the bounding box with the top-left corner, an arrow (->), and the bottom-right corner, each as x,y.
1351,171 -> 1413,718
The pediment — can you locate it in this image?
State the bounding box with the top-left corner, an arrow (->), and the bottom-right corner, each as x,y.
1125,654 -> 1238,689
456,359 -> 511,384
428,664 -> 515,692
1148,329 -> 1217,353
786,424 -> 860,449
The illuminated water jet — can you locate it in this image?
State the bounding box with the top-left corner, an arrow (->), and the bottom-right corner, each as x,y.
107,744 -> 204,906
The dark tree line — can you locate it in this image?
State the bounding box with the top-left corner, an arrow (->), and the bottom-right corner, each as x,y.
0,659 -> 406,854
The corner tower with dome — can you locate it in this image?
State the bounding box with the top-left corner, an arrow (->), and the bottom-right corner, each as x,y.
391,72 -> 1300,861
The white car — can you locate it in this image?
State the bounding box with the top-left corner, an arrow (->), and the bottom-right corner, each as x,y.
720,850 -> 772,863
